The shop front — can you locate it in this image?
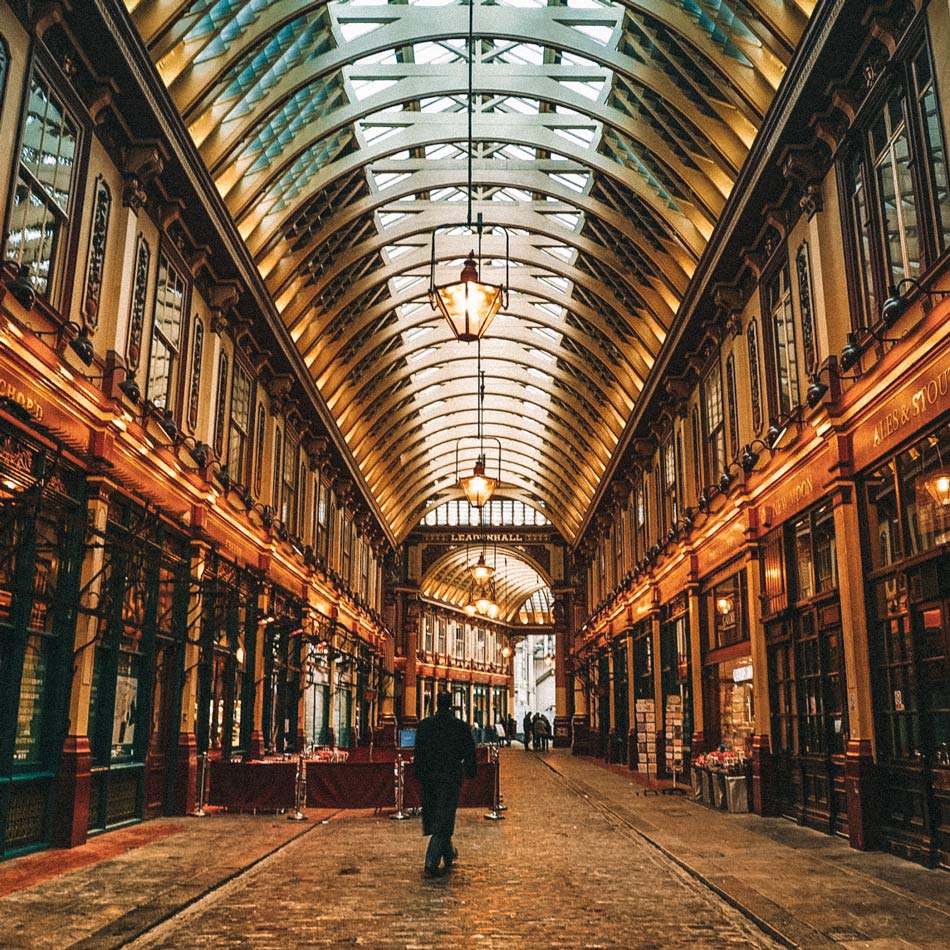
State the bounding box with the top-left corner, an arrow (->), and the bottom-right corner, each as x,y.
860,416 -> 950,866
261,588 -> 305,754
660,594 -> 691,782
610,636 -> 628,764
761,500 -> 849,836
0,417 -> 85,856
85,494 -> 190,832
196,553 -> 259,761
701,568 -> 754,766
630,620 -> 653,773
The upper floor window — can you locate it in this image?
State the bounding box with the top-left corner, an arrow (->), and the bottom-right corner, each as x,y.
421,497 -> 550,527
633,473 -> 647,561
661,436 -> 678,531
280,429 -> 297,529
765,261 -> 800,420
702,363 -> 726,484
147,253 -> 188,410
227,363 -> 252,485
6,70 -> 80,301
842,34 -> 949,329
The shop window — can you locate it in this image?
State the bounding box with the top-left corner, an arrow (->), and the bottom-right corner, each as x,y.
5,69 -> 81,301
454,621 -> 464,660
706,655 -> 754,754
863,421 -> 950,569
702,363 -> 726,488
764,260 -> 801,420
710,572 -> 748,650
791,503 -> 838,600
146,253 -> 188,411
633,626 -> 653,700
842,33 -> 949,329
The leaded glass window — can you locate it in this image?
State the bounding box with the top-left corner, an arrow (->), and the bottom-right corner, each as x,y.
5,71 -> 80,300
147,254 -> 187,410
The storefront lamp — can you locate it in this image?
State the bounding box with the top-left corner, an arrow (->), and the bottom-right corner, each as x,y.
716,596 -> 734,616
924,468 -> 950,508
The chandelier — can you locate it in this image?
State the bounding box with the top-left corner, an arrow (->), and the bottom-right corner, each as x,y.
428,0 -> 508,343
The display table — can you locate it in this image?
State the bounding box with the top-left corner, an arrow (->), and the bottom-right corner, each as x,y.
207,759 -> 297,812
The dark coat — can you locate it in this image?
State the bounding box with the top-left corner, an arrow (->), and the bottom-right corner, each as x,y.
414,709 -> 477,836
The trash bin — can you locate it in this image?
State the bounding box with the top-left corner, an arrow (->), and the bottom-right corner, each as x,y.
724,774 -> 749,812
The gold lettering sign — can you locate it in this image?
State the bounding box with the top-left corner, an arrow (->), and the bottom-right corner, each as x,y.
771,475 -> 814,519
0,377 -> 45,421
872,366 -> 950,448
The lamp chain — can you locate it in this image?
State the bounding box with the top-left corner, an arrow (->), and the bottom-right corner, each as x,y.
467,0 -> 474,228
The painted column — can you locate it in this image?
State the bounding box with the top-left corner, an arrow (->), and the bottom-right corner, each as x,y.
553,590 -> 572,747
651,602 -> 664,777
626,630 -> 637,769
377,633 -> 397,746
606,646 -> 618,762
249,584 -> 269,759
52,478 -> 111,847
401,594 -> 419,727
832,482 -> 878,850
746,542 -> 776,816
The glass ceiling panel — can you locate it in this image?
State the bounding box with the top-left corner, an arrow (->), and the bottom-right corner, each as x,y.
135,0 -> 809,543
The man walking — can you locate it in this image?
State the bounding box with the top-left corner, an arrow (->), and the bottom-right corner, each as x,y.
522,711 -> 533,751
413,691 -> 477,878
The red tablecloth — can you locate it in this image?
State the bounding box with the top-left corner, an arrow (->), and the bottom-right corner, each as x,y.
306,760 -> 396,808
305,759 -> 498,809
207,760 -> 297,811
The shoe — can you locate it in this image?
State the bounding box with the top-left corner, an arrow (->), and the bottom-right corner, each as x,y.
424,864 -> 442,878
443,847 -> 459,869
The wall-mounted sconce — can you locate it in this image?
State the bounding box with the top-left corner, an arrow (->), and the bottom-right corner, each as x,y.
880,277 -> 950,328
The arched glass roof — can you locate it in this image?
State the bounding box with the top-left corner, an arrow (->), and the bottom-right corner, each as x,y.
128,0 -> 814,543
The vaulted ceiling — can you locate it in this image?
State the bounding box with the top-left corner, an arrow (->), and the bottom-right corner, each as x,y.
128,0 -> 813,553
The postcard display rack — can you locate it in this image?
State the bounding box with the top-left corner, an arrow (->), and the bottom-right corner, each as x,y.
665,694 -> 685,782
635,699 -> 657,776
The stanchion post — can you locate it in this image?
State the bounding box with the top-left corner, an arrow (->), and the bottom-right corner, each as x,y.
484,744 -> 505,821
390,751 -> 411,820
287,752 -> 308,820
194,752 -> 208,817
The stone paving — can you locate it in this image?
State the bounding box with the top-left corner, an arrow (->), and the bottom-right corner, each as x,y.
0,750 -> 947,950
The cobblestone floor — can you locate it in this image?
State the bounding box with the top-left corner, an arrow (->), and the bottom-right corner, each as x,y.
0,750 -> 948,950
123,750 -> 778,950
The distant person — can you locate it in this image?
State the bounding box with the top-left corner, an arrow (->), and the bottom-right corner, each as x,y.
522,711 -> 533,751
507,715 -> 517,747
538,714 -> 552,752
414,691 -> 477,878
